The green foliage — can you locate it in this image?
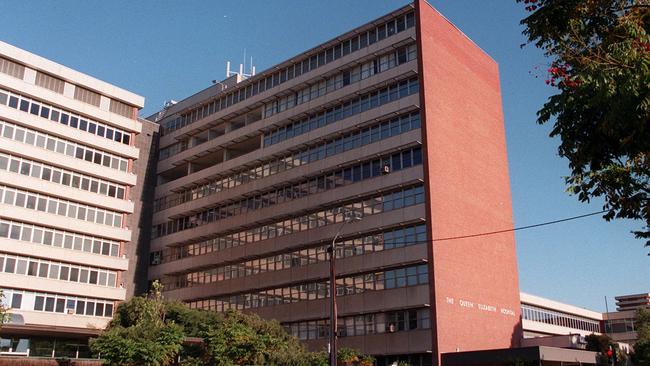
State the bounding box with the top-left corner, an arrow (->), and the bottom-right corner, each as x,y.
0,290 -> 8,329
90,322 -> 184,366
518,0 -> 650,250
360,354 -> 376,366
164,300 -> 222,337
92,282 -> 373,366
338,347 -> 361,363
633,308 -> 650,365
585,333 -> 629,365
585,333 -> 612,353
202,310 -> 309,366
90,281 -> 184,366
305,351 -> 329,366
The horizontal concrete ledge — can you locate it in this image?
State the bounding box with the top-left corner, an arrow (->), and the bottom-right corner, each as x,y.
0,138 -> 137,186
0,104 -> 140,159
0,272 -> 126,300
153,128 -> 422,221
0,203 -> 132,242
0,171 -> 134,213
4,309 -> 109,333
304,329 -> 432,356
0,238 -> 129,270
0,73 -> 141,133
149,204 -> 426,278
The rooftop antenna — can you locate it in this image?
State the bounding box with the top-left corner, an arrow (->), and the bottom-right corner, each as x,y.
154,100 -> 177,122
604,295 -> 610,334
225,49 -> 256,80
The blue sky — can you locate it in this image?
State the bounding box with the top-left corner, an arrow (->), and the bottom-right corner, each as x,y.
1,0 -> 646,312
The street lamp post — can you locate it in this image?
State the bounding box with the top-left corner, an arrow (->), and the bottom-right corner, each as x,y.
329,212 -> 361,366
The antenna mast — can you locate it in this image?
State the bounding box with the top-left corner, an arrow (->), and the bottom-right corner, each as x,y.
225,49 -> 256,80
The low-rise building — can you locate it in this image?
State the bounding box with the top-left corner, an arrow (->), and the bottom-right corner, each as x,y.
604,293 -> 649,345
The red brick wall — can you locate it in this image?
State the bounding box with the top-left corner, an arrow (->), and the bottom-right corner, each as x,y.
415,0 -> 522,363
0,358 -> 101,366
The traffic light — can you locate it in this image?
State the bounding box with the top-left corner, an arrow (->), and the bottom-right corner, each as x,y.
606,345 -> 618,365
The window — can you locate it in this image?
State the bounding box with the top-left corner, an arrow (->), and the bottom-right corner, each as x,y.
35,72 -> 64,94
74,86 -> 101,106
110,99 -> 134,118
34,296 -> 45,311
10,293 -> 22,309
0,57 -> 25,79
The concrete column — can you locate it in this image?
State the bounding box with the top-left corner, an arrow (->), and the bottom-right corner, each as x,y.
23,67 -> 36,84
100,95 -> 111,111
63,82 -> 75,98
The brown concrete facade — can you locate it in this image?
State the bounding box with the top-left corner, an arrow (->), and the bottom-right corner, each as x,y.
149,2 -> 520,365
122,118 -> 159,298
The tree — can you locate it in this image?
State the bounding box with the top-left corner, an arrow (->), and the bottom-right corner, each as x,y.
633,308 -> 650,365
517,0 -> 650,250
90,282 -> 184,366
201,310 -> 309,366
0,290 -> 8,329
585,333 -> 613,365
92,283 -> 375,366
586,333 -> 612,353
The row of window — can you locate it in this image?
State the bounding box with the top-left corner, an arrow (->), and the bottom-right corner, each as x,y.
185,264 -> 428,312
1,288 -> 113,318
155,221 -> 425,266
36,71 -> 65,94
154,180 -> 423,240
153,146 -> 422,237
0,120 -> 129,172
605,318 -> 636,333
160,223 -> 427,289
0,185 -> 123,228
0,56 -> 25,79
109,99 -> 135,119
154,111 -> 421,212
73,86 -> 101,107
158,138 -> 188,161
162,11 -> 415,134
0,336 -> 94,359
0,152 -> 127,200
263,44 -> 417,118
0,219 -> 121,257
159,44 -> 416,162
521,304 -> 601,333
0,253 -> 117,288
1,53 -> 135,118
0,88 -> 132,145
155,184 -> 424,264
263,77 -> 419,147
284,308 -> 430,341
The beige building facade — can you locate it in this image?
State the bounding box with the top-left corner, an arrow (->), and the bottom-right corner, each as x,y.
0,41 -> 149,358
520,292 -> 603,344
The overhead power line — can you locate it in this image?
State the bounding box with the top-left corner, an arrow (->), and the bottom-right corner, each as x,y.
432,210 -> 608,242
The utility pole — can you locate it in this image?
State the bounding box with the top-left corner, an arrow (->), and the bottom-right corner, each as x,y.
329,211 -> 361,366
